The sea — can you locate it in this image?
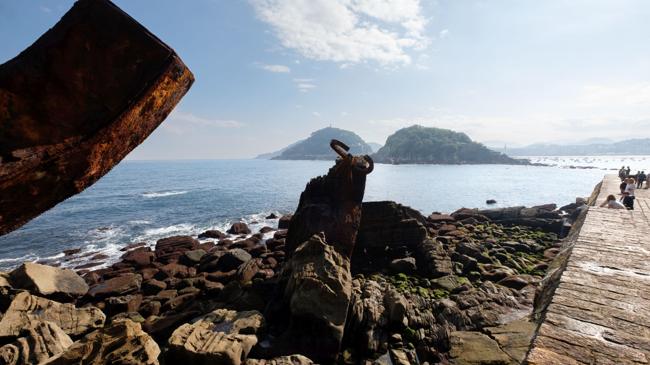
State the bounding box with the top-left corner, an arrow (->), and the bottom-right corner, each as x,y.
0,155 -> 648,271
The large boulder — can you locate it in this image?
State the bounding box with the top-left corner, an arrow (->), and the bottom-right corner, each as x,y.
45,319 -> 160,365
167,309 -> 264,365
448,331 -> 515,365
0,0 -> 193,236
155,236 -> 199,263
246,355 -> 313,365
357,201 -> 428,249
10,262 -> 88,299
279,234 -> 352,363
87,273 -> 142,298
0,321 -> 73,365
0,292 -> 105,338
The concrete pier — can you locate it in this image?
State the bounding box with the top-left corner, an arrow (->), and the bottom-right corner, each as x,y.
526,175 -> 650,364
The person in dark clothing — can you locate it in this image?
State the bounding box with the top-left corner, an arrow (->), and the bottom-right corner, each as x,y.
620,180 -> 628,194
625,166 -> 631,177
637,171 -> 646,188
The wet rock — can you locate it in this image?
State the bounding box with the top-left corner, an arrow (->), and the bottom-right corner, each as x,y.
389,257 -> 417,274
63,248 -> 81,256
0,292 -> 105,338
47,319 -> 160,365
265,213 -> 278,220
0,321 -> 73,364
198,230 -> 226,239
228,222 -> 251,235
498,274 -> 537,290
121,247 -> 155,267
10,262 -> 88,299
484,320 -> 536,363
88,273 -> 142,298
217,249 -> 252,272
278,215 -> 292,229
120,242 -> 147,252
259,226 -> 274,234
448,331 -> 514,365
167,309 -> 264,365
155,236 -> 199,263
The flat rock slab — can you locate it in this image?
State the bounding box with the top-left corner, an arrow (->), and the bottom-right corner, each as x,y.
0,0 -> 193,235
526,175 -> 650,364
449,330 -> 515,365
10,262 -> 88,298
0,292 -> 105,338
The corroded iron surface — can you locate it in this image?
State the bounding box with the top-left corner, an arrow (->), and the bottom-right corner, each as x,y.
0,0 -> 194,235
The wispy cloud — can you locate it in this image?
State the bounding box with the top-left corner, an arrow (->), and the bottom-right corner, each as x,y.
163,111 -> 243,135
259,63 -> 291,73
577,82 -> 650,107
293,78 -> 316,92
250,0 -> 430,67
39,6 -> 52,13
439,29 -> 449,39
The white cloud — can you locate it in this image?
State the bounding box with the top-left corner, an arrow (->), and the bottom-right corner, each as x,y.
292,78 -> 316,92
39,6 -> 52,13
163,111 -> 243,135
439,29 -> 449,39
260,64 -> 291,73
312,111 -> 322,118
250,0 -> 429,66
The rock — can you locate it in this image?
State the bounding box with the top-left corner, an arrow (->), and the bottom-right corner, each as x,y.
448,331 -> 514,365
142,279 -> 167,295
0,0 -> 194,236
498,274 -> 537,290
278,234 -> 352,363
120,242 -> 147,252
105,294 -> 143,315
156,263 -> 190,280
486,199 -> 497,205
237,259 -> 260,283
265,213 -> 278,220
415,239 -> 453,278
63,248 -> 81,256
167,309 -> 264,365
246,355 -> 314,365
277,215 -> 292,229
428,213 -> 456,223
356,201 -> 428,251
88,273 -> 142,298
0,321 -> 73,365
0,272 -> 11,288
227,222 -> 251,235
389,257 -> 417,274
430,275 -> 466,292
155,236 -> 199,263
0,292 -> 105,338
9,262 -> 88,299
284,145 -> 373,257
484,320 -> 536,363
217,249 -> 252,271
46,319 -> 160,365
121,247 -> 155,267
198,230 -> 226,239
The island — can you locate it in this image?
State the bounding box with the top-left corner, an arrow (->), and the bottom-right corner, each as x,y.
269,127 -> 373,160
373,125 -> 526,164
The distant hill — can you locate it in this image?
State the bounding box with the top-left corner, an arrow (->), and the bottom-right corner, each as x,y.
270,127 -> 373,160
373,125 -> 525,165
255,139 -> 303,159
367,142 -> 383,153
505,138 -> 650,156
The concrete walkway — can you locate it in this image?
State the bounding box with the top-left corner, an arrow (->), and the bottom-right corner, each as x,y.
526,175 -> 650,364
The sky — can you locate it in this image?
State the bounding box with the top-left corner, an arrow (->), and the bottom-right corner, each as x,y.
1,0 -> 650,159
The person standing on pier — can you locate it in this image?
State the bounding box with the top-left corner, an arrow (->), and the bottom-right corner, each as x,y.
622,177 -> 636,210
637,171 -> 646,188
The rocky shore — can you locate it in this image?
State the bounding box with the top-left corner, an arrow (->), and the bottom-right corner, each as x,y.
0,196 -> 579,364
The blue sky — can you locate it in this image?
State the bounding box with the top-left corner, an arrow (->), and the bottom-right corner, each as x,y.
1,0 -> 649,159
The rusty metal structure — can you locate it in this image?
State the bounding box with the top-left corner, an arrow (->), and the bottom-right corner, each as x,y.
285,139 -> 374,257
0,0 -> 194,235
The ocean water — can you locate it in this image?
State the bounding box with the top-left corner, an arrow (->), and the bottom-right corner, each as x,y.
0,158 -> 628,270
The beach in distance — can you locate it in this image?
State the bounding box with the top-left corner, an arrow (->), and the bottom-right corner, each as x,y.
1,156 -> 646,270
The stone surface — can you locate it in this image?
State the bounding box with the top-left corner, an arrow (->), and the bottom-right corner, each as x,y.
0,292 -> 105,338
526,175 -> 650,364
285,142 -> 373,257
246,355 -> 314,365
280,234 -> 352,362
10,262 -> 88,298
228,222 -> 252,235
448,331 -> 514,365
485,319 -> 536,363
155,236 -> 199,263
167,309 -> 264,365
0,321 -> 73,365
88,273 -> 142,298
45,319 -> 160,365
0,0 -> 193,236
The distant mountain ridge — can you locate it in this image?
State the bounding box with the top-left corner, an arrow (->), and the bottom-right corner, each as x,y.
504,138 -> 650,156
270,127 -> 373,160
373,125 -> 525,165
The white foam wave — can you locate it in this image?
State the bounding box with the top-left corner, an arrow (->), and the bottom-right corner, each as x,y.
142,191 -> 188,198
142,223 -> 195,238
128,220 -> 152,225
0,253 -> 39,264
